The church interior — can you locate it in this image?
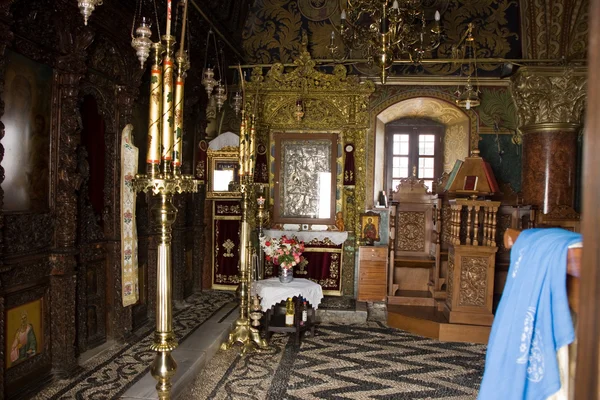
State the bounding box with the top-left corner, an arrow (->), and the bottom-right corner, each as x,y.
0,0 -> 599,398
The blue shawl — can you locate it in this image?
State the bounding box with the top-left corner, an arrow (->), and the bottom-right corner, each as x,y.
478,228 -> 581,400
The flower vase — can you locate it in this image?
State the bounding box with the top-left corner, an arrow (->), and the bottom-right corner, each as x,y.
279,266 -> 294,283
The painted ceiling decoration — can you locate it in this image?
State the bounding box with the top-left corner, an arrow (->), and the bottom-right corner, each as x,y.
242,0 -> 521,76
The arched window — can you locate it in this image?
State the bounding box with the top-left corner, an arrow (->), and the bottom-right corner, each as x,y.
385,118 -> 444,192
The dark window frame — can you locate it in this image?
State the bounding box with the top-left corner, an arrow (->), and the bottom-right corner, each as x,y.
385,119 -> 444,193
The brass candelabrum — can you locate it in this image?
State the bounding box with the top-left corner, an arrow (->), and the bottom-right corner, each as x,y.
256,194 -> 267,280
132,1 -> 198,398
221,112 -> 269,354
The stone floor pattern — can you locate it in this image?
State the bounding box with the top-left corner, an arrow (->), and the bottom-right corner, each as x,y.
180,322 -> 487,400
33,291 -> 235,400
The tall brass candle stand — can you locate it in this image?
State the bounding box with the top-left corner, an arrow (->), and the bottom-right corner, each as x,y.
133,1 -> 198,398
221,176 -> 268,353
221,113 -> 268,354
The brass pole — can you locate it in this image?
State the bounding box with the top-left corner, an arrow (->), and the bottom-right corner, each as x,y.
150,193 -> 178,399
228,58 -> 587,69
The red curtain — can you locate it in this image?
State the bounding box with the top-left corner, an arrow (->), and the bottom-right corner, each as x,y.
213,200 -> 242,287
264,242 -> 342,291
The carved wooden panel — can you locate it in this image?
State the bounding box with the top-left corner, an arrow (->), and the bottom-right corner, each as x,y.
446,248 -> 454,307
83,255 -> 107,348
441,203 -> 452,250
458,256 -> 488,307
396,211 -> 426,252
3,213 -> 53,256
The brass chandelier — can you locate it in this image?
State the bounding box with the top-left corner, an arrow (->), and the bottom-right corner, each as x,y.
336,0 -> 441,83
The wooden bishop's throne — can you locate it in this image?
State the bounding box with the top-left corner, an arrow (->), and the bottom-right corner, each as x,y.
388,168 -> 442,307
387,150 -> 502,343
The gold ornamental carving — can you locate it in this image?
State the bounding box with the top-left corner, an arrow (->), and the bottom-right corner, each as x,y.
511,67 -> 587,130
265,98 -> 346,129
458,256 -> 488,307
397,212 -> 426,252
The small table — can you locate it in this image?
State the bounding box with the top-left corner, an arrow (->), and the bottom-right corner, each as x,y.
252,278 -> 324,312
252,278 -> 323,345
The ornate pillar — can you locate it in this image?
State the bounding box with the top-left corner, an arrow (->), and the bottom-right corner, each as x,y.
51,22 -> 94,375
511,67 -> 586,214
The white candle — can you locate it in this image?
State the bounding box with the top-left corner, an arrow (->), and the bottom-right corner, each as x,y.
166,0 -> 172,36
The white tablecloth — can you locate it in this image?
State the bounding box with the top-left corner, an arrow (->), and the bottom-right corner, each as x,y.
263,229 -> 348,245
251,278 -> 324,312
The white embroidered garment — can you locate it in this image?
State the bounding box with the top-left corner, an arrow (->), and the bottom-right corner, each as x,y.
252,278 -> 323,312
120,124 -> 139,306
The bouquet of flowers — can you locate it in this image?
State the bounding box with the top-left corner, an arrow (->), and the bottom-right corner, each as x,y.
259,235 -> 305,270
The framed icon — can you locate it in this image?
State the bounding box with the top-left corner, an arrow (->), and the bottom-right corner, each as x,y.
360,211 -> 381,244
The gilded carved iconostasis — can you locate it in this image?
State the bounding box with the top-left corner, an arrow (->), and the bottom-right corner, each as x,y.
242,50 -> 374,295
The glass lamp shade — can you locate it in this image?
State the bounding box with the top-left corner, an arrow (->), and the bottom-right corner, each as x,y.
233,91 -> 243,115
215,83 -> 227,111
131,19 -> 153,69
456,84 -> 480,110
202,68 -> 217,97
78,0 -> 103,26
